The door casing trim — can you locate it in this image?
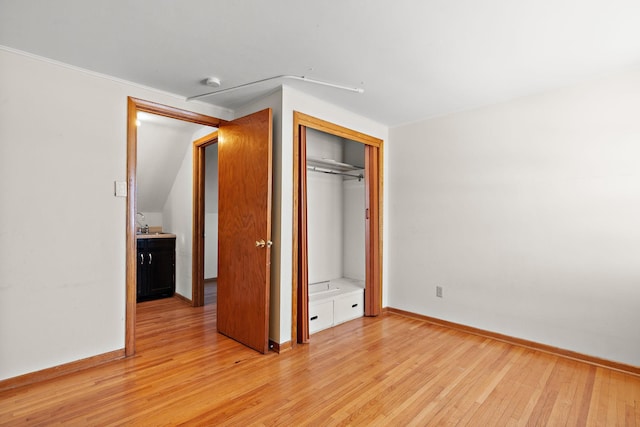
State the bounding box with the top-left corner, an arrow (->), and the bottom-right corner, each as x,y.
126,97 -> 221,356
192,132 -> 219,307
291,111 -> 384,346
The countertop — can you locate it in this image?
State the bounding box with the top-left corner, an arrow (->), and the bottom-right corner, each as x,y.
136,233 -> 176,239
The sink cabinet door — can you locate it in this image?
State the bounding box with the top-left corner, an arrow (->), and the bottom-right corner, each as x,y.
146,238 -> 175,298
136,239 -> 147,300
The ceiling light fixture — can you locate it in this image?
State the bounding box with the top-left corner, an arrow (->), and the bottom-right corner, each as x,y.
187,75 -> 364,101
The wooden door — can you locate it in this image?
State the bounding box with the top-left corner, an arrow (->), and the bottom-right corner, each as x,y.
364,144 -> 381,316
217,109 -> 273,353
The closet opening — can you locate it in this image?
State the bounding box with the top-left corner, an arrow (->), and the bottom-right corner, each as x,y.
293,112 -> 383,345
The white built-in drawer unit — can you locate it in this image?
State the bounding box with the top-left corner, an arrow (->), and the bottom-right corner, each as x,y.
334,291 -> 364,324
309,300 -> 334,334
308,279 -> 364,334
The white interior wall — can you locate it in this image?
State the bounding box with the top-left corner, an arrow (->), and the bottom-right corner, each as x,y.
204,144 -> 219,213
162,143 -> 193,299
138,212 -> 163,228
343,139 -> 365,168
388,68 -> 640,366
204,144 -> 219,279
204,214 -> 218,279
306,130 -> 345,283
136,118 -> 195,214
0,47 -> 231,380
161,126 -> 216,298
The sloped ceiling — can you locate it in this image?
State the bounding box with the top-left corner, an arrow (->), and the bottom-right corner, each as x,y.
1,1 -> 640,126
136,112 -> 214,213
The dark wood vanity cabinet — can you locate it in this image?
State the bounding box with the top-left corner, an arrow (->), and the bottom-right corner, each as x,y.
137,237 -> 175,302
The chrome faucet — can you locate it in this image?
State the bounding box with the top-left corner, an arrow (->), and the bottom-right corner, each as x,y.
136,212 -> 149,234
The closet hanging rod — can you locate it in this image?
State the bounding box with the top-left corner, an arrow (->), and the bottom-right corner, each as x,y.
307,165 -> 363,181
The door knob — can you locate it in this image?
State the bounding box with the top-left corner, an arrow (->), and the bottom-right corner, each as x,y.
256,239 -> 273,248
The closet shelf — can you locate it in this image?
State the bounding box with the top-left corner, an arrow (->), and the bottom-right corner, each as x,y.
307,157 -> 363,172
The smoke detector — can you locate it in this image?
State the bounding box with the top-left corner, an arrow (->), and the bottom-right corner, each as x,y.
204,77 -> 221,88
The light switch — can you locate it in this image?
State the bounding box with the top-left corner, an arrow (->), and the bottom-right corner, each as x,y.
114,181 -> 127,197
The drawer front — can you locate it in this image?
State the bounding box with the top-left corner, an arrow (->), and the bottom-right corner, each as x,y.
334,292 -> 364,325
309,300 -> 334,334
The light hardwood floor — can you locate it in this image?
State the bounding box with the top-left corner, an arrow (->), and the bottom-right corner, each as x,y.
1,286 -> 639,425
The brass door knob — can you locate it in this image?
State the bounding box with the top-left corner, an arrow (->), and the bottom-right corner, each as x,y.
256,239 -> 273,248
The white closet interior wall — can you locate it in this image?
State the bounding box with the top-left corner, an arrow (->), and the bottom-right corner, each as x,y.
306,128 -> 365,284
343,177 -> 365,281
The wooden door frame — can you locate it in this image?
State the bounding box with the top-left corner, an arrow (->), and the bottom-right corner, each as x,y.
292,111 -> 383,345
192,132 -> 219,308
125,97 -> 221,356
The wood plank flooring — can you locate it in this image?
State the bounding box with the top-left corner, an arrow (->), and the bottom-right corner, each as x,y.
1,284 -> 639,425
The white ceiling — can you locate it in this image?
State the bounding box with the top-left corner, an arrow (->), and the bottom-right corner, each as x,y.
1,0 -> 640,126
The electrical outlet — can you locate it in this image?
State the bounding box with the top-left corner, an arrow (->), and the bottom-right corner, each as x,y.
436,286 -> 443,298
